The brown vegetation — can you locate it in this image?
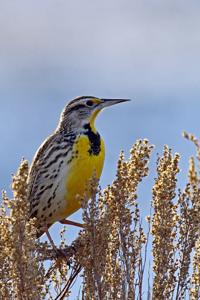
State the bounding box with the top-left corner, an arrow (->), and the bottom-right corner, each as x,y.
1,136 -> 200,299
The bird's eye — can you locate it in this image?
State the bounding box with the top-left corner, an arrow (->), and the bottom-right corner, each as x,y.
86,100 -> 94,107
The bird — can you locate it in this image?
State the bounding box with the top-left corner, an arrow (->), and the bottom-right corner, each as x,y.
27,96 -> 129,238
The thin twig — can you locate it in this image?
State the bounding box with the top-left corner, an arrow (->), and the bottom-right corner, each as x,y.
54,263 -> 82,300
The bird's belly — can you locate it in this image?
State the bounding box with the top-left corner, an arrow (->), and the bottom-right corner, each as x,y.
63,135 -> 105,217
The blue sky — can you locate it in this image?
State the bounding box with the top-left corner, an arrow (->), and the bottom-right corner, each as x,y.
1,0 -> 200,297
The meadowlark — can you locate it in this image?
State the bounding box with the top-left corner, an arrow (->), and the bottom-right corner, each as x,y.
27,96 -> 129,237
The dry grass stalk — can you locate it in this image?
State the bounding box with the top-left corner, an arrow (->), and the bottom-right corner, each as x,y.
183,132 -> 200,299
175,162 -> 200,299
79,139 -> 153,300
3,135 -> 200,299
151,146 -> 180,299
190,236 -> 200,299
0,160 -> 44,300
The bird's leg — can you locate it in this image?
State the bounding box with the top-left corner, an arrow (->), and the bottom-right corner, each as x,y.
44,227 -> 68,258
45,229 -> 58,251
40,225 -> 59,253
59,219 -> 84,228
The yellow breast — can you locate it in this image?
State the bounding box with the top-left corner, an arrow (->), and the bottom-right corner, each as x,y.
63,134 -> 105,217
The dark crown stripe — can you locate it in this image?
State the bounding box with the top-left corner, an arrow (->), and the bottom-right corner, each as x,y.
66,104 -> 86,114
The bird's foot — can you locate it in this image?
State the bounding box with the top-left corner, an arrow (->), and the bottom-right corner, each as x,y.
45,229 -> 68,258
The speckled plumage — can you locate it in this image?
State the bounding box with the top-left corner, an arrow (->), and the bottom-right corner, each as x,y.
28,132 -> 76,227
27,96 -> 129,237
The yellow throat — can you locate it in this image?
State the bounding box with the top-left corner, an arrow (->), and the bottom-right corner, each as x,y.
64,109 -> 105,217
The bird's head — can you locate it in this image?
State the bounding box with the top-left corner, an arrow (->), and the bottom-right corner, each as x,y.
58,96 -> 130,133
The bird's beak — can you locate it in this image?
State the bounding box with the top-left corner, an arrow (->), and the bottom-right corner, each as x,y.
100,98 -> 131,108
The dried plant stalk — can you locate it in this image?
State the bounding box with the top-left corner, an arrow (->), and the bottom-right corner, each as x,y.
190,236 -> 200,299
79,139 -> 153,300
2,135 -> 200,300
175,180 -> 200,298
183,132 -> 200,300
151,146 -> 180,300
0,160 -> 44,300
